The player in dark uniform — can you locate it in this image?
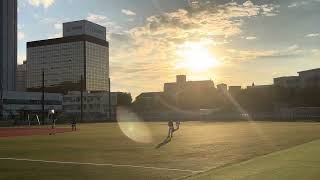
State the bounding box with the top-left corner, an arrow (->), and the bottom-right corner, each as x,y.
71,119 -> 77,131
167,120 -> 175,139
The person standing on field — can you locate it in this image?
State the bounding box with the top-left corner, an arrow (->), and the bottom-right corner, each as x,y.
71,118 -> 77,131
167,120 -> 175,139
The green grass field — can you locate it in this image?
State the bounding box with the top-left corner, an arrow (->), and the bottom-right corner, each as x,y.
186,138 -> 320,180
1,121 -> 320,180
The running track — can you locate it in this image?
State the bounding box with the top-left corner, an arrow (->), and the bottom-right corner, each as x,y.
0,128 -> 73,138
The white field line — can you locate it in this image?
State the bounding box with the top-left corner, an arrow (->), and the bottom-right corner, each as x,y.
0,157 -> 203,173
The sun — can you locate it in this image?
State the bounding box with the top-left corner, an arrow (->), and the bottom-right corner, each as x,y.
176,41 -> 220,72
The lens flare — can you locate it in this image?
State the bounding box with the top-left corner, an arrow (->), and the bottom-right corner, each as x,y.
117,107 -> 153,144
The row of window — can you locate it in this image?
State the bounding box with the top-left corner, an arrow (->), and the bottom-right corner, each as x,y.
3,99 -> 62,105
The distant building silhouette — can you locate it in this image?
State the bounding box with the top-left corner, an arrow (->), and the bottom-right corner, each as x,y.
164,75 -> 215,96
229,86 -> 242,95
26,20 -> 109,94
217,83 -> 228,92
298,68 -> 320,88
134,75 -> 216,112
274,68 -> 320,88
274,76 -> 300,88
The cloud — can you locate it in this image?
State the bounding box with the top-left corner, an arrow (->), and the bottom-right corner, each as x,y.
224,44 -> 307,63
121,9 -> 136,16
87,13 -> 122,33
107,1 -> 280,95
18,31 -> 25,40
188,0 -> 201,9
245,36 -> 257,40
54,23 -> 62,30
28,0 -> 55,8
306,33 -> 320,37
288,0 -> 320,8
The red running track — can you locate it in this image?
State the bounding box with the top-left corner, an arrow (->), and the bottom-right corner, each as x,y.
0,128 -> 73,138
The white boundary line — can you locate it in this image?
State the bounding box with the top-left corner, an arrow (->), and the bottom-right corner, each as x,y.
0,157 -> 203,173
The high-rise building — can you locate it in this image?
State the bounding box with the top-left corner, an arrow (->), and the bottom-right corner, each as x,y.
0,0 -> 17,91
16,61 -> 27,92
26,20 -> 109,94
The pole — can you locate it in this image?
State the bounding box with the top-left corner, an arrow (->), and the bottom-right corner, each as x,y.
80,75 -> 83,123
108,78 -> 112,121
42,70 -> 45,125
0,79 -> 3,122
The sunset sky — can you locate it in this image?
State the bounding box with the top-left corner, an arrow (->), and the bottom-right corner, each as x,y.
17,0 -> 320,97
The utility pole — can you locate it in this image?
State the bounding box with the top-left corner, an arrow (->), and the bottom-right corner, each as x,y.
0,79 -> 3,122
80,75 -> 83,123
42,70 -> 45,125
108,78 -> 112,121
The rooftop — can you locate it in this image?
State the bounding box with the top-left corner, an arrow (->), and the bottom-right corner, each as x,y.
298,68 -> 320,74
27,34 -> 109,48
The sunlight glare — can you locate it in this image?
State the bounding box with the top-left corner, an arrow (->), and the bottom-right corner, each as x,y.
176,41 -> 220,72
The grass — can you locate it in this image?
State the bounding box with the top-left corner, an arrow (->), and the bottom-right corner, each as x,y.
186,139 -> 320,180
1,121 -> 320,180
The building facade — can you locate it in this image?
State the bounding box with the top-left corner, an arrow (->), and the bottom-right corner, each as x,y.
0,0 -> 17,91
274,76 -> 300,88
274,68 -> 320,88
298,68 -> 320,88
1,91 -> 63,118
229,86 -> 242,95
26,20 -> 109,93
164,75 -> 215,96
16,61 -> 27,92
63,20 -> 106,41
63,91 -> 117,121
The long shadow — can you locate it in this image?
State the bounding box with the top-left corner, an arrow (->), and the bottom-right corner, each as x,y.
155,137 -> 172,149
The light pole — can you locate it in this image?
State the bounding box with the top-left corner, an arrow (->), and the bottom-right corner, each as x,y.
80,75 -> 84,123
42,70 -> 45,125
108,78 -> 112,121
0,79 -> 3,122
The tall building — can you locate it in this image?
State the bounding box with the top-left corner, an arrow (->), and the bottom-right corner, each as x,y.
16,61 -> 27,92
0,0 -> 17,91
26,20 -> 109,94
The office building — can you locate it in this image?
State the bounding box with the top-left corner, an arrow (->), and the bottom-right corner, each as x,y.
0,0 -> 17,91
298,68 -> 320,88
26,20 -> 109,93
16,61 -> 27,92
164,75 -> 215,96
63,91 -> 117,121
274,76 -> 300,88
274,68 -> 320,88
1,91 -> 63,118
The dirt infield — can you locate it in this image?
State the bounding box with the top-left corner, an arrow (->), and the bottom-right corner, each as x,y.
0,128 -> 73,138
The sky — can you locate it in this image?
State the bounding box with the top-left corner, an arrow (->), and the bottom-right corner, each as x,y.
17,0 -> 320,98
